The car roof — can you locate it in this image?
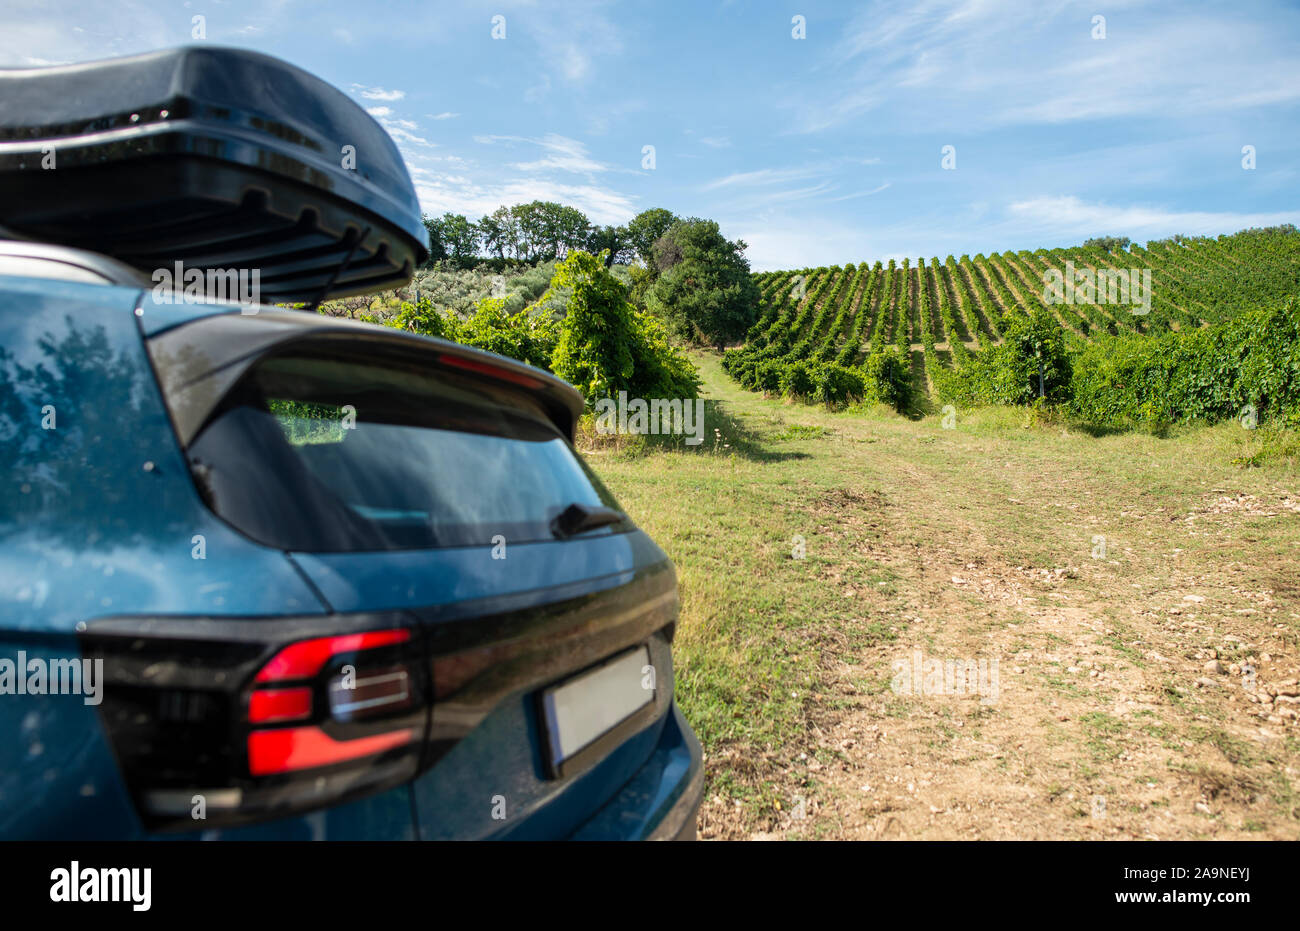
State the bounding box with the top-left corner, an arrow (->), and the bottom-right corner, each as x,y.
0,240 -> 587,440
0,237 -> 152,287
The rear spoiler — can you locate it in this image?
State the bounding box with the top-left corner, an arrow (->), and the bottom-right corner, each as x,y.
144,308 -> 586,443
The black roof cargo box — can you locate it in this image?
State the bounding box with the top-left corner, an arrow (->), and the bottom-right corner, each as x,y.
0,46 -> 429,302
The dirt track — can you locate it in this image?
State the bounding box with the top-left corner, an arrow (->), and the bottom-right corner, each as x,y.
667,376 -> 1300,840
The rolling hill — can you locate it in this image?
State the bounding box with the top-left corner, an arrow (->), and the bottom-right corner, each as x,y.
727,226 -> 1300,421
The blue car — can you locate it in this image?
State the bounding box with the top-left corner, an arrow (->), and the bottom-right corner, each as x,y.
0,238 -> 704,839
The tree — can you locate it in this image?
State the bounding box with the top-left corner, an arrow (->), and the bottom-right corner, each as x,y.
421,215 -> 449,265
456,297 -> 558,370
644,219 -> 761,351
547,204 -> 592,259
649,230 -> 683,274
512,201 -> 549,262
478,206 -> 519,260
626,208 -> 678,272
439,213 -> 480,267
1083,235 -> 1131,253
586,224 -> 633,267
510,201 -> 590,261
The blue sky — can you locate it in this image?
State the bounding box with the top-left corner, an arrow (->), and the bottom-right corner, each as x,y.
3,0 -> 1298,270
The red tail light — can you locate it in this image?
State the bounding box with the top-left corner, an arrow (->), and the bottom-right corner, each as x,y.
81,615 -> 429,831
254,629 -> 411,683
245,628 -> 416,776
248,726 -> 416,776
248,687 -> 312,724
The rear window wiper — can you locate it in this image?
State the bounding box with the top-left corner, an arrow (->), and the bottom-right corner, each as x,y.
550,502 -> 626,540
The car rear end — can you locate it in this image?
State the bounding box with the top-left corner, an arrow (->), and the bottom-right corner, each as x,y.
0,283 -> 702,839
0,42 -> 701,840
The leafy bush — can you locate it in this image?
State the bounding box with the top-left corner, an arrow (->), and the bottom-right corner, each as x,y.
720,229 -> 1300,433
734,361 -> 759,391
1068,297 -> 1300,427
456,297 -> 558,370
810,362 -> 866,407
778,361 -> 815,398
389,300 -> 461,341
626,307 -> 703,402
860,347 -> 912,408
727,347 -> 909,410
940,310 -> 1071,407
548,251 -> 699,404
1083,236 -> 1131,253
753,360 -> 784,394
987,310 -> 1072,403
726,357 -> 752,387
327,261 -> 561,320
372,252 -> 698,406
625,263 -> 655,311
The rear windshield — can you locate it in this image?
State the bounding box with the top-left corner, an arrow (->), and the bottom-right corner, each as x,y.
185,351 -> 625,552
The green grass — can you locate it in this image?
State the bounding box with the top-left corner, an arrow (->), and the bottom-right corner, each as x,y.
587,359 -> 894,754
585,350 -> 1299,834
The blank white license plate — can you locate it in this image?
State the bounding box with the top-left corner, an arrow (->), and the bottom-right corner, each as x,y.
542,646 -> 653,765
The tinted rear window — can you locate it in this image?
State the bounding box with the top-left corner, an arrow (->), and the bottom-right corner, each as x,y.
185,351 -> 625,552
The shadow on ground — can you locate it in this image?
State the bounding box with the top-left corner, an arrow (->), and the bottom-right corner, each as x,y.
904,348 -> 936,420
578,398 -> 810,463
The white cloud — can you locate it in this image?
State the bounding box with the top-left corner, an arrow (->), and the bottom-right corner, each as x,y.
523,73 -> 552,104
477,134 -> 609,176
511,135 -> 608,175
1006,195 -> 1300,238
703,166 -> 824,190
353,84 -> 405,101
362,99 -> 432,147
558,45 -> 592,82
791,87 -> 881,135
733,192 -> 1300,273
0,0 -> 171,67
412,173 -> 636,226
792,1 -> 1300,134
382,124 -> 435,148
430,112 -> 459,120
736,219 -> 886,272
702,159 -> 888,208
826,183 -> 892,203
528,7 -> 622,87
399,130 -> 636,226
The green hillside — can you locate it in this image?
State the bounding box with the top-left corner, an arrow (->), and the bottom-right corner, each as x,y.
726,227 -> 1300,428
